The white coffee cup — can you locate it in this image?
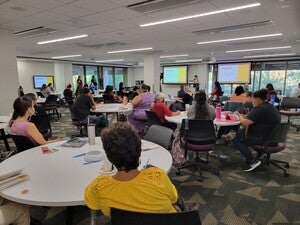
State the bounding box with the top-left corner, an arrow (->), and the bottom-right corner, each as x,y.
102,158 -> 113,172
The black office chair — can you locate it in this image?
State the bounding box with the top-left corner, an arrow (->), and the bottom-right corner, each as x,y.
143,125 -> 173,149
44,94 -> 61,120
36,92 -> 45,98
145,110 -> 163,127
223,102 -> 243,112
176,119 -> 220,182
279,97 -> 300,131
29,114 -> 52,140
111,208 -> 201,225
252,122 -> 291,176
11,135 -> 36,152
69,108 -> 88,137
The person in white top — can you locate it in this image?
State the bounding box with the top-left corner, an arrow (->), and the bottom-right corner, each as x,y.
291,83 -> 300,97
0,196 -> 30,225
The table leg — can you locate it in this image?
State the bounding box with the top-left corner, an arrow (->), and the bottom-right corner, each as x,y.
66,206 -> 73,225
0,128 -> 10,151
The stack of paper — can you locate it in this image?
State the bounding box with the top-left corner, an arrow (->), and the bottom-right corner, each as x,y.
0,169 -> 29,191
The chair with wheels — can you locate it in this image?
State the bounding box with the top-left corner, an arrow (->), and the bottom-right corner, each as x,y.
111,208 -> 201,225
143,125 -> 173,149
44,94 -> 61,120
69,108 -> 88,137
279,97 -> 300,131
11,135 -> 36,152
176,119 -> 219,182
252,122 -> 291,177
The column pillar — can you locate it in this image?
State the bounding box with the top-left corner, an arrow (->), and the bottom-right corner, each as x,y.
143,54 -> 160,93
0,29 -> 19,115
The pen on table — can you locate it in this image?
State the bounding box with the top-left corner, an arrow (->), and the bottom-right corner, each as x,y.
83,160 -> 101,165
143,158 -> 150,169
73,153 -> 86,158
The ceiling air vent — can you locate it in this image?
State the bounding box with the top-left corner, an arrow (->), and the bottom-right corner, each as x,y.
75,42 -> 127,48
127,0 -> 207,13
14,26 -> 60,39
193,20 -> 275,35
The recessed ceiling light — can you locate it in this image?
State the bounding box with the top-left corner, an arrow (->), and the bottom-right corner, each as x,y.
197,33 -> 282,45
107,47 -> 153,54
226,46 -> 291,53
96,59 -> 124,62
175,59 -> 202,63
243,53 -> 296,58
160,54 -> 188,58
139,3 -> 260,27
51,54 -> 82,59
37,34 -> 88,45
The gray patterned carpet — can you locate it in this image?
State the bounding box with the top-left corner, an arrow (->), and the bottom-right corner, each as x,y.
1,107 -> 300,225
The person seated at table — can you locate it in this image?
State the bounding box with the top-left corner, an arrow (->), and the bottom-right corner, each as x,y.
266,83 -> 279,102
177,85 -> 186,98
128,86 -> 139,100
170,86 -> 193,112
237,92 -> 254,115
187,91 -> 215,120
209,81 -> 223,102
45,83 -> 55,96
84,123 -> 178,217
232,89 -> 281,172
9,96 -> 60,145
128,84 -> 154,133
230,85 -> 248,103
25,93 -> 46,115
72,87 -> 106,129
89,82 -> 96,94
0,196 -> 30,225
63,83 -> 75,106
153,92 -> 180,130
40,84 -> 47,98
103,85 -> 116,103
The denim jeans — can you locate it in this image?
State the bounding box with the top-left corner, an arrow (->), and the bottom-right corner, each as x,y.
232,135 -> 265,164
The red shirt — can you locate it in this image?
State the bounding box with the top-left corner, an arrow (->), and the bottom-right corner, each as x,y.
153,102 -> 173,123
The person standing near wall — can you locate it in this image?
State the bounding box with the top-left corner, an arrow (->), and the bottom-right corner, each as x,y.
193,75 -> 200,92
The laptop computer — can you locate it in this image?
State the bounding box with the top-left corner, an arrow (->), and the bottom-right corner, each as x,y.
61,137 -> 87,148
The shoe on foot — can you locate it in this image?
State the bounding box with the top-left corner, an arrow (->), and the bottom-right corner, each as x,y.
244,160 -> 261,172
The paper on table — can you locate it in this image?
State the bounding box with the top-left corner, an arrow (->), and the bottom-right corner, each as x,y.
141,140 -> 159,151
0,170 -> 29,191
0,116 -> 10,123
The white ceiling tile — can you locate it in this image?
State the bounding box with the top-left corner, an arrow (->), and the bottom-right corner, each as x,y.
49,5 -> 95,18
13,0 -> 65,11
79,13 -> 118,25
108,0 -> 141,7
71,0 -> 119,13
101,7 -> 141,20
0,1 -> 41,20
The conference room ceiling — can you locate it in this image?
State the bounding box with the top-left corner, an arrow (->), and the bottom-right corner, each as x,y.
0,0 -> 299,65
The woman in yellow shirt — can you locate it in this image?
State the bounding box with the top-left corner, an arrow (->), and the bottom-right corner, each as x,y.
84,123 -> 178,217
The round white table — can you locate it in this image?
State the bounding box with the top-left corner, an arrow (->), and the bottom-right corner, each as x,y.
91,103 -> 133,116
37,97 -> 46,104
0,138 -> 172,207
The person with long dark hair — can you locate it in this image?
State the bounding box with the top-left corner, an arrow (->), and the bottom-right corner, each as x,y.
210,81 -> 223,101
230,85 -> 248,103
187,91 -> 215,120
233,89 -> 281,172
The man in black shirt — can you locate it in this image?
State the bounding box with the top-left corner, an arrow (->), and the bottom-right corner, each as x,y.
72,88 -> 106,128
233,89 -> 281,172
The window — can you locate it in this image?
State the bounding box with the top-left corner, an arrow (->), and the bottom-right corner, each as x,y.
286,61 -> 300,95
72,65 -> 84,90
86,66 -> 98,89
260,62 -> 286,93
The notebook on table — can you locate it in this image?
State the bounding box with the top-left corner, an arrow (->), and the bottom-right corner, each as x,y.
61,137 -> 87,148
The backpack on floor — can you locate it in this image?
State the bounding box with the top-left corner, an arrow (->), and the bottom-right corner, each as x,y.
171,133 -> 187,165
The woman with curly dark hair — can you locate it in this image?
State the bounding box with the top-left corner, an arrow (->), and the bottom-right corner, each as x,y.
187,91 -> 215,120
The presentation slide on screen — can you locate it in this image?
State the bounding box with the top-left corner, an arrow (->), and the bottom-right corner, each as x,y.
163,66 -> 187,83
34,76 -> 54,88
218,63 -> 250,83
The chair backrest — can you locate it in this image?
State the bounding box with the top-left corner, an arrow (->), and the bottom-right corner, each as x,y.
103,94 -> 115,103
29,114 -> 52,137
111,208 -> 201,225
45,94 -> 58,105
143,125 -> 173,149
223,102 -> 243,112
145,110 -> 162,126
181,119 -> 216,145
265,122 -> 291,146
280,97 -> 300,109
11,135 -> 36,152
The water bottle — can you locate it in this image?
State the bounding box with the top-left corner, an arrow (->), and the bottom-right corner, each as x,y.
216,107 -> 222,119
87,124 -> 95,145
270,94 -> 275,105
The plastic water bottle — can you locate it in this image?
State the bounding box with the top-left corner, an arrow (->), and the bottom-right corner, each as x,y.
216,107 -> 222,119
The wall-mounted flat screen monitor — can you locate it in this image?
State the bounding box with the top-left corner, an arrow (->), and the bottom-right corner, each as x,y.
163,65 -> 188,84
218,63 -> 251,83
33,75 -> 54,89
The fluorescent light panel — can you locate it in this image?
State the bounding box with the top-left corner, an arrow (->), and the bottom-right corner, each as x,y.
140,3 -> 260,27
107,47 -> 153,54
197,33 -> 282,45
160,54 -> 188,58
226,46 -> 291,53
243,53 -> 296,58
175,59 -> 202,63
37,34 -> 88,45
51,54 -> 82,59
96,59 -> 124,62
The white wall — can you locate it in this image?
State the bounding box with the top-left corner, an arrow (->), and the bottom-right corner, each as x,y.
0,29 -> 19,115
17,60 -> 73,94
